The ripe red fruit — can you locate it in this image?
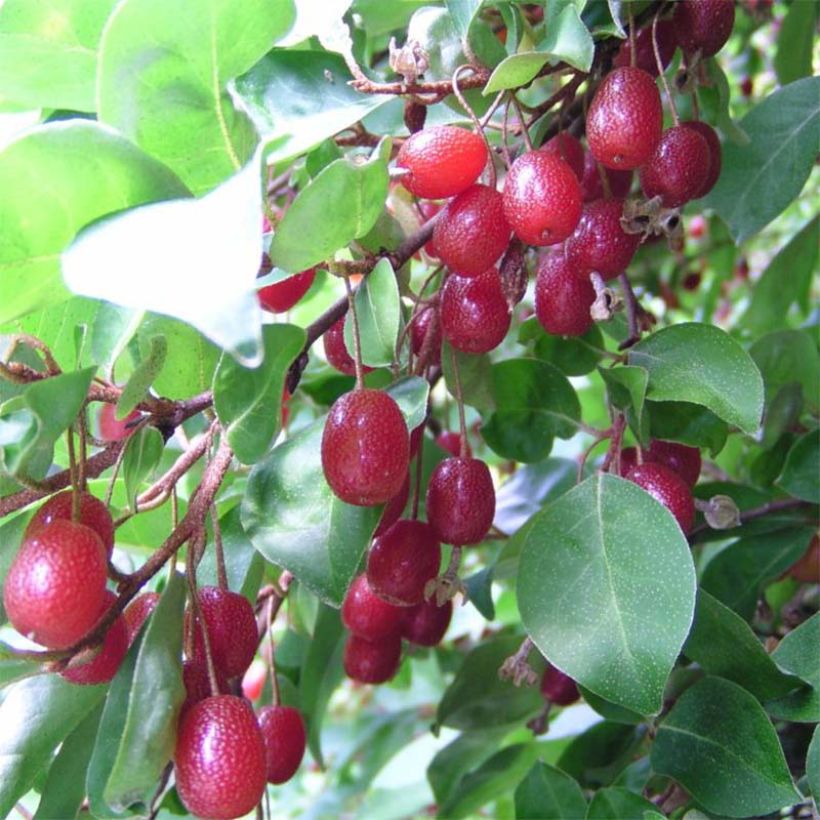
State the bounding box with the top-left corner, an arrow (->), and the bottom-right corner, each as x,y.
626,462 -> 695,533
342,574 -> 404,640
647,440 -> 702,488
586,67 -> 663,170
323,317 -> 374,377
367,519 -> 441,606
374,474 -> 410,537
541,663 -> 580,706
436,431 -> 472,458
321,389 -> 410,506
410,305 -> 442,366
396,126 -> 488,199
419,201 -> 443,257
181,659 -> 229,717
640,125 -> 711,208
186,586 -> 258,679
175,695 -> 267,820
618,446 -> 640,477
344,633 -> 402,684
3,519 -> 107,649
540,133 -> 585,181
534,253 -> 595,337
789,535 -> 819,584
257,268 -> 316,313
241,659 -> 267,702
426,457 -> 495,546
502,151 -> 583,246
433,185 -> 511,277
258,705 -> 307,784
613,18 -> 678,77
25,489 -> 115,558
98,402 -> 139,442
123,591 -> 160,646
673,0 -> 735,58
580,152 -> 633,201
681,121 -> 722,199
440,270 -> 510,354
401,597 -> 452,647
565,199 -> 641,280
740,76 -> 753,98
62,591 -> 128,685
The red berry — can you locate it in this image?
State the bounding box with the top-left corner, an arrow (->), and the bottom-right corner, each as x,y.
426,457 -> 495,546
433,185 -> 511,277
789,535 -> 819,584
435,431 -> 472,458
123,591 -> 160,646
534,253 -> 595,337
3,519 -> 107,649
565,199 -> 641,280
640,125 -> 711,208
401,598 -> 452,646
673,0 -> 735,58
540,133 -> 585,181
613,18 -> 678,77
419,201 -> 443,257
258,705 -> 307,784
440,270 -> 510,354
186,586 -> 258,679
323,317 -> 374,377
62,591 -> 128,685
541,663 -> 580,706
25,489 -> 115,558
367,519 -> 441,606
740,76 -> 753,98
257,268 -> 316,313
375,474 -> 410,537
502,151 -> 583,246
98,402 -> 139,442
580,152 -> 633,201
321,389 -> 410,506
647,440 -> 702,488
175,695 -> 267,820
618,446 -> 640,477
681,121 -> 722,199
181,659 -> 229,717
587,67 -> 663,170
396,126 -> 488,199
241,659 -> 267,702
343,633 -> 402,684
342,574 -> 405,640
626,462 -> 695,533
410,305 -> 442,366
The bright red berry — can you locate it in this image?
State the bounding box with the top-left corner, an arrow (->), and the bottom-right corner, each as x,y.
321,389 -> 410,507
673,0 -> 735,58
640,125 -> 711,208
241,659 -> 267,702
534,253 -> 595,337
502,151 -> 583,246
440,270 -> 510,354
342,574 -> 405,640
426,458 -> 495,546
344,633 -> 402,684
175,695 -> 267,820
580,152 -> 633,201
410,304 -> 442,366
541,663 -> 580,706
258,705 -> 307,785
565,199 -> 641,280
435,431 -> 471,458
647,440 -> 702,487
323,317 -> 374,377
626,462 -> 695,533
396,126 -> 488,199
374,474 -> 410,537
181,659 -> 229,717
123,591 -> 160,646
258,268 -> 316,313
98,402 -> 140,442
681,121 -> 722,199
540,133 -> 585,181
613,18 -> 678,77
587,67 -> 663,170
401,597 -> 453,647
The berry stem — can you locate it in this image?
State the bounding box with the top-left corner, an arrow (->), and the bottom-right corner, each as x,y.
627,4 -> 637,69
600,413 -> 626,474
510,94 -> 534,153
266,594 -> 281,707
66,426 -> 80,523
343,275 -> 366,391
186,538 -> 220,698
411,432 -> 424,521
77,409 -> 89,492
448,343 -> 469,460
211,505 -> 228,591
452,65 -> 497,189
652,11 -> 679,126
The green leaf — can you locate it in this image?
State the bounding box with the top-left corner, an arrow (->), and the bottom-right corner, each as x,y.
441,343 -> 495,411
482,358 -> 580,463
384,376 -> 430,431
766,612 -> 820,723
647,400 -> 728,457
586,787 -> 663,819
121,426 -> 164,512
517,473 -> 696,715
703,76 -> 820,241
777,430 -> 820,504
774,0 -> 817,86
269,144 -> 390,273
117,335 -> 167,419
807,724 -> 820,799
0,121 -> 188,326
579,687 -> 644,725
343,259 -> 400,367
0,512 -> 28,624
213,324 -> 306,463
651,676 -> 801,817
628,323 -> 764,434
751,328 -> 820,415
529,320 -> 605,377
699,58 -> 749,147
0,675 -> 106,817
514,760 -> 587,820
599,365 -> 649,440
557,721 -> 642,789
98,0 -> 294,195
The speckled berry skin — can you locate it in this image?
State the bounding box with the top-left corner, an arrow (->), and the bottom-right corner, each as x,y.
580,151 -> 633,201
323,317 -> 373,377
426,458 -> 495,546
541,664 -> 580,706
613,18 -> 678,77
502,151 -> 583,246
123,591 -> 160,646
534,254 -> 595,337
374,474 -> 410,537
673,0 -> 735,58
640,125 -> 711,207
367,519 -> 441,606
540,133 -> 585,181
440,270 -> 510,354
647,440 -> 702,488
401,597 -> 452,647
433,185 -> 511,277
626,462 -> 695,533
258,705 -> 307,784
26,490 -> 115,558
321,389 -> 410,506
258,268 -> 316,313
181,659 -> 228,717
587,67 -> 663,170
682,121 -> 722,198
186,586 -> 258,679
3,519 -> 107,649
410,305 -> 442,366
396,126 -> 487,200
175,695 -> 267,820
344,633 -> 402,684
565,199 -> 641,280
342,574 -> 404,640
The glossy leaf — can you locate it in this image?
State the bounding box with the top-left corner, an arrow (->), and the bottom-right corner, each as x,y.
557,721 -> 643,789
751,328 -> 820,415
767,613 -> 820,723
585,787 -> 663,819
117,334 -> 167,419
777,430 -> 820,504
528,321 -> 605,377
514,760 -> 587,820
121,426 -> 164,511
647,400 -> 728,457
441,343 -> 495,411
343,259 -> 400,367
807,724 -> 820,799
384,376 -> 430,431
0,512 -> 28,624
774,0 -> 817,86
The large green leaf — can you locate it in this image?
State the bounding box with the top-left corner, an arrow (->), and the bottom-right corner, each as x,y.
651,676 -> 800,817
751,328 -> 820,415
524,319 -> 605,377
517,473 -> 696,715
807,724 -> 820,800
585,787 -> 663,819
514,760 -> 587,820
441,343 -> 495,412
766,613 -> 820,723
628,323 -> 764,434
774,0 -> 817,86
647,401 -> 728,456
557,721 -> 643,789
777,430 -> 820,504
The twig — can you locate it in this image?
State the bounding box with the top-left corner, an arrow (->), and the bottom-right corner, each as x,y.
619,272 -> 643,349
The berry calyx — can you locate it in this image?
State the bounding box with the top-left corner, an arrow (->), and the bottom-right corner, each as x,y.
681,120 -> 722,199
673,0 -> 735,58
647,440 -> 702,487
321,389 -> 410,506
613,18 -> 678,77
541,663 -> 580,706
257,268 -> 316,313
98,402 -> 140,442
258,705 -> 307,784
323,317 -> 374,377
440,269 -> 511,354
343,633 -> 402,684
625,462 -> 695,533
342,574 -> 404,640
580,152 -> 633,201
534,253 -> 596,337
401,597 -> 453,647
540,133 -> 585,181
565,199 -> 641,280
123,591 -> 160,646
640,125 -> 711,208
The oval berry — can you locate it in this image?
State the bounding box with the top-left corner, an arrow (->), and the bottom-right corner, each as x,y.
374,474 -> 410,537
323,317 -> 373,377
258,268 -> 316,313
681,121 -> 722,198
580,151 -> 633,202
342,574 -> 404,640
647,440 -> 702,488
626,462 -> 695,533
613,18 -> 678,77
401,598 -> 452,647
258,705 -> 307,785
540,133 -> 584,181
440,270 -> 510,354
410,304 -> 442,367
426,457 -> 495,546
541,663 -> 580,706
640,125 -> 711,208
344,633 -> 402,684
673,0 -> 735,58
534,253 -> 595,337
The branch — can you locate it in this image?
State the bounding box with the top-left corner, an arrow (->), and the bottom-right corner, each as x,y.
689,497 -> 813,540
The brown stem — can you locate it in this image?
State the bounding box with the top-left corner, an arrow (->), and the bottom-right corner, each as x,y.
211,504 -> 228,590
344,275 -> 366,390
600,414 -> 627,474
186,535 -> 220,697
653,11 -> 679,125
619,272 -> 643,349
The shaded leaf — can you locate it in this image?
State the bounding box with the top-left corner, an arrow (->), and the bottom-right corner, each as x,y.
774,0 -> 817,86
117,335 -> 167,419
343,259 -> 400,367
586,787 -> 663,819
777,430 -> 820,504
121,426 -> 164,511
514,760 -> 587,819
766,613 -> 820,723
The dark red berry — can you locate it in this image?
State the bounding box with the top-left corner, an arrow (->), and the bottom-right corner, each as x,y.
410,304 -> 442,366
502,151 -> 583,246
673,0 -> 735,58
3,519 -> 107,649
175,695 -> 267,820
740,76 -> 753,98
580,152 -> 633,201
258,268 -> 316,313
613,18 -> 678,77
342,574 -> 404,640
367,519 -> 441,606
344,633 -> 402,684
565,199 -> 641,280
321,389 -> 410,506
426,457 -> 495,546
440,270 -> 510,354
396,126 -> 488,199
587,67 -> 663,170
647,440 -> 702,487
540,133 -> 584,181
419,201 -> 443,257
618,446 -> 640,477
433,185 -> 511,277
375,474 -> 410,537
98,402 -> 139,442
436,431 -> 471,458
541,663 -> 580,706
626,462 -> 695,533
681,121 -> 722,199
401,598 -> 452,647
123,591 -> 160,646
258,705 -> 307,784
181,659 -> 228,717
323,317 -> 373,377
640,125 -> 711,208
788,535 -> 820,584
534,253 -> 595,337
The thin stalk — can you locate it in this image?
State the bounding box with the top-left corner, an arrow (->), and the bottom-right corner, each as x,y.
343,276 -> 365,390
